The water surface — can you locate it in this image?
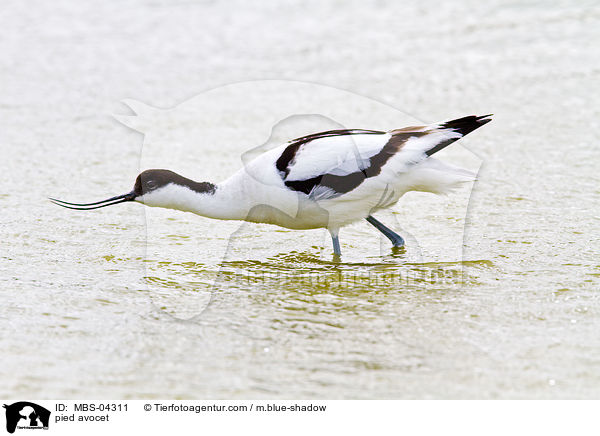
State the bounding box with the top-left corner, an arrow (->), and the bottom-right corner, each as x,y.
1,0 -> 599,398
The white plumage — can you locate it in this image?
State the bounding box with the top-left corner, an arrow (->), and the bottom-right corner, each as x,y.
51,114 -> 492,256
285,132 -> 391,181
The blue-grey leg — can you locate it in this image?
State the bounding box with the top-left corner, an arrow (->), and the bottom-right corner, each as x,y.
365,215 -> 405,247
331,234 -> 341,256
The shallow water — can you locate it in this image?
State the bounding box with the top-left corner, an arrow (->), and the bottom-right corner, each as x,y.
1,0 -> 599,399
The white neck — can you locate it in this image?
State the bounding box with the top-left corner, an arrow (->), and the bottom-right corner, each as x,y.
137,181 -> 249,221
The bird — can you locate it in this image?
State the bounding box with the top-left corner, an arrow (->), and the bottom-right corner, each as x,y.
51,114 -> 491,257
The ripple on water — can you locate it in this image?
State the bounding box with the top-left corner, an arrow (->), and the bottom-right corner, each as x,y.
135,250 -> 499,321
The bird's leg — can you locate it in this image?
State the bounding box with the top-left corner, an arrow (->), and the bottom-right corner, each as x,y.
330,233 -> 341,257
365,215 -> 405,247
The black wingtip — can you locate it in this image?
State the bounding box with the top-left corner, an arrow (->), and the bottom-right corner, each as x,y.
423,114 -> 492,157
441,114 -> 493,136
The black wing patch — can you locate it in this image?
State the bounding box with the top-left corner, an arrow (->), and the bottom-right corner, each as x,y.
275,129 -> 385,177
425,114 -> 492,156
281,131 -> 425,197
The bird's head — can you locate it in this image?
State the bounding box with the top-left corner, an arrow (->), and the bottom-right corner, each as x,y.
50,169 -> 214,210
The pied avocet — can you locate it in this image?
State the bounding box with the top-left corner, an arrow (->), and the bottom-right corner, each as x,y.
51,114 -> 491,256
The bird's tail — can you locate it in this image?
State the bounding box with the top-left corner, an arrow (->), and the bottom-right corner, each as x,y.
405,158 -> 476,195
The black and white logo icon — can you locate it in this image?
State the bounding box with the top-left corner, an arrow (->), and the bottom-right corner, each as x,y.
3,402 -> 50,434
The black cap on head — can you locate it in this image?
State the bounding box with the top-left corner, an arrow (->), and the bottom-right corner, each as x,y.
133,169 -> 182,196
134,169 -> 216,196
50,169 -> 216,211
